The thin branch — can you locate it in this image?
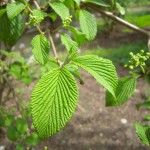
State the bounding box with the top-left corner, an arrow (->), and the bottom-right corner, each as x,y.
33,0 -> 40,9
46,28 -> 58,59
3,76 -> 21,114
84,4 -> 150,37
24,0 -> 45,35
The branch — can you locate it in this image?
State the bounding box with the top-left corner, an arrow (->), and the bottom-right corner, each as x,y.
46,28 -> 58,59
84,4 -> 150,37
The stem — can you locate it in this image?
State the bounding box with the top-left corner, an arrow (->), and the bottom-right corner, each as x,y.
46,29 -> 58,59
3,76 -> 22,115
33,0 -> 40,9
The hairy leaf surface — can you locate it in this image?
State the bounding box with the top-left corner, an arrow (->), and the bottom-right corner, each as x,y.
31,35 -> 50,65
73,55 -> 118,97
79,10 -> 97,40
6,1 -> 26,20
31,68 -> 78,139
106,77 -> 136,106
49,2 -> 69,20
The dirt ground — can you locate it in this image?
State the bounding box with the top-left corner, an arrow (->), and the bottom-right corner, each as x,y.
1,67 -> 150,150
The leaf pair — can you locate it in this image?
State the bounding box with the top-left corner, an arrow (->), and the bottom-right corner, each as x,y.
30,55 -> 118,139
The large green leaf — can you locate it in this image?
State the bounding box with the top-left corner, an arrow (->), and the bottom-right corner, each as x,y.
61,34 -> 78,52
73,55 -> 118,97
6,1 -> 26,20
135,123 -> 150,146
49,2 -> 69,20
84,0 -> 110,7
0,13 -> 24,46
30,68 -> 78,139
31,35 -> 50,65
106,77 -> 136,106
79,10 -> 97,41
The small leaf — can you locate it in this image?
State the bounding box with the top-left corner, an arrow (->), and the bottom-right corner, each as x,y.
84,0 -> 110,7
144,115 -> 150,122
135,123 -> 150,146
7,125 -> 20,141
66,25 -> 86,46
74,0 -> 81,7
49,2 -> 69,20
136,101 -> 150,110
6,2 -> 26,20
32,9 -> 47,22
66,64 -> 84,84
30,68 -> 78,139
79,10 -> 97,40
61,34 -> 78,52
73,55 -> 118,97
16,118 -> 28,135
25,133 -> 40,146
116,3 -> 125,15
4,115 -> 14,126
16,143 -> 24,150
31,35 -> 50,64
106,77 -> 136,106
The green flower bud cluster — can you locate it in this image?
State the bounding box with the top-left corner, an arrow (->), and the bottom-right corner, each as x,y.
125,50 -> 150,71
26,14 -> 44,26
63,15 -> 72,27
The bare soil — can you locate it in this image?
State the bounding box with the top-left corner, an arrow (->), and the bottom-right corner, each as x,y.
1,67 -> 150,150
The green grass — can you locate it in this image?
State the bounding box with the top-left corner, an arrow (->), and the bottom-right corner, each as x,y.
82,41 -> 148,65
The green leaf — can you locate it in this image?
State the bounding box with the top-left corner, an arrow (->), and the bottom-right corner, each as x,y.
135,123 -> 150,146
66,25 -> 86,46
116,2 -> 125,15
31,35 -> 50,64
25,133 -> 39,146
66,64 -> 84,84
73,55 -> 118,97
79,10 -> 97,41
16,118 -> 28,135
4,115 -> 14,127
49,2 -> 69,20
106,77 -> 136,106
63,0 -> 74,9
16,143 -> 24,150
7,125 -> 20,141
30,68 -> 78,139
84,0 -> 110,7
74,0 -> 81,7
0,8 -> 6,18
144,115 -> 150,122
0,13 -> 24,46
6,2 -> 26,20
136,101 -> 150,110
32,9 -> 47,21
61,34 -> 78,52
